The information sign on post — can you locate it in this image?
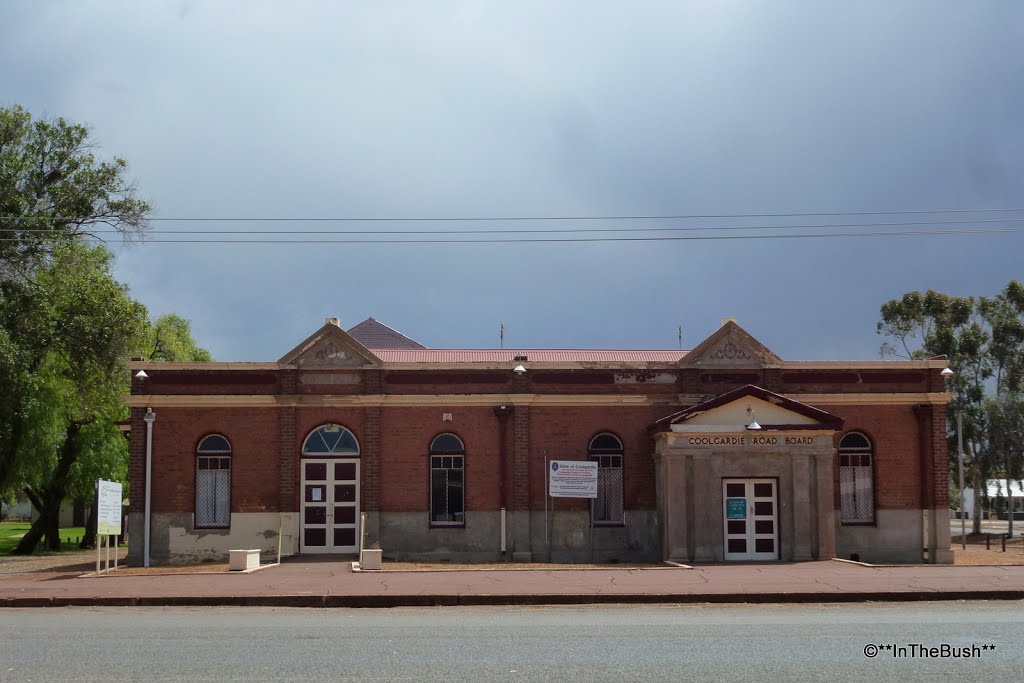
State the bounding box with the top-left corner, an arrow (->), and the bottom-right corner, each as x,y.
96,479 -> 123,575
97,479 -> 123,535
548,461 -> 598,499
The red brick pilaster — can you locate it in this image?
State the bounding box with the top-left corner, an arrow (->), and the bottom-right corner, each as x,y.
513,406 -> 530,510
279,368 -> 297,512
363,407 -> 381,511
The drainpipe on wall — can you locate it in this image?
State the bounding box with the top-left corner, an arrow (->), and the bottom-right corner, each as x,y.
143,408 -> 156,568
493,405 -> 514,553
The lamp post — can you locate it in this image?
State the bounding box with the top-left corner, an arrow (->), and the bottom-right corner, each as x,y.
958,411 -> 966,550
143,409 -> 156,567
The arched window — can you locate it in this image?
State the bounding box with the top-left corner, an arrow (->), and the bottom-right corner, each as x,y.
430,433 -> 465,527
301,424 -> 360,457
589,432 -> 624,525
839,432 -> 874,524
196,434 -> 231,528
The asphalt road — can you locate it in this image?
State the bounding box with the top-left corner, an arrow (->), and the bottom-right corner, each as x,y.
2,602 -> 1022,681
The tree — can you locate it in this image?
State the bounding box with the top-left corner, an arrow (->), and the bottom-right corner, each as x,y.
11,242 -> 148,553
0,103 -> 149,495
877,282 -> 1024,533
0,104 -> 148,278
147,314 -> 212,362
985,392 -> 1024,537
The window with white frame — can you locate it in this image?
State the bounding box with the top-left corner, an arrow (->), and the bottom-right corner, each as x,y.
589,432 -> 624,525
839,432 -> 874,524
195,434 -> 231,528
429,433 -> 465,527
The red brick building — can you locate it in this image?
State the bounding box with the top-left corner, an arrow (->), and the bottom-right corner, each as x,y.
126,318 -> 953,565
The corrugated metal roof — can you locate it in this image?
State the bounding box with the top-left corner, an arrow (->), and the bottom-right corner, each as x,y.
371,349 -> 689,363
347,318 -> 426,350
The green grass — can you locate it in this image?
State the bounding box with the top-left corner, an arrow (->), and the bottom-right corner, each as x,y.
0,522 -> 93,555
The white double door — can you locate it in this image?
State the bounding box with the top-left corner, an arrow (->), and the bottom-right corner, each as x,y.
301,458 -> 360,554
722,478 -> 779,561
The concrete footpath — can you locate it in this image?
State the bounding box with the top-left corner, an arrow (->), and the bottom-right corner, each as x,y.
2,558 -> 1024,607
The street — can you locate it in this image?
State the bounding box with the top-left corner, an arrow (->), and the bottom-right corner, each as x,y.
2,602 -> 1022,681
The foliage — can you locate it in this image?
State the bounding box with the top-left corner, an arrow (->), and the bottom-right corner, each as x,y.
0,103 -> 149,279
147,313 -> 212,362
878,281 -> 1024,533
0,103 -> 149,496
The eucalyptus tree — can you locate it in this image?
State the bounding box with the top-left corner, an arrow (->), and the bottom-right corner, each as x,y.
877,282 -> 1024,533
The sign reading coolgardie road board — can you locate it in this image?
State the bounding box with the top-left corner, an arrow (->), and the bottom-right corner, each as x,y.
549,461 -> 598,498
96,479 -> 123,535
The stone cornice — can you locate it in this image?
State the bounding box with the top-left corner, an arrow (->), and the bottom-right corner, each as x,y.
124,391 -> 951,409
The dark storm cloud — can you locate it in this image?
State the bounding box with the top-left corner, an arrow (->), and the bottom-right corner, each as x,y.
2,1 -> 1022,360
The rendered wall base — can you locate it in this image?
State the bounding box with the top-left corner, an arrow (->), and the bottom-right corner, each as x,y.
376,510 -> 658,563
836,509 -> 931,564
136,512 -> 298,566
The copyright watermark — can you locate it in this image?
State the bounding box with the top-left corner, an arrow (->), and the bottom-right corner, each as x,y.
864,643 -> 996,659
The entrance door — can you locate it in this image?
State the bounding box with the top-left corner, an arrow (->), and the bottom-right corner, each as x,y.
722,478 -> 779,561
301,458 -> 360,553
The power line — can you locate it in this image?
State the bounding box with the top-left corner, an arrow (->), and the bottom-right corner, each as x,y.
3,207 -> 1024,223
5,217 -> 1024,235
3,226 -> 1020,244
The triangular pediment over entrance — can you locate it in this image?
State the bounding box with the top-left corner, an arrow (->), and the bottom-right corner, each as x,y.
278,319 -> 382,367
680,321 -> 781,369
653,385 -> 844,432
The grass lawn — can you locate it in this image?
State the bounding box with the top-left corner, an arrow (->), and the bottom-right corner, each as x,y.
0,522 -> 91,555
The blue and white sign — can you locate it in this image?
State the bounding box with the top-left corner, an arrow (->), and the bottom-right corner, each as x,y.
549,460 -> 598,499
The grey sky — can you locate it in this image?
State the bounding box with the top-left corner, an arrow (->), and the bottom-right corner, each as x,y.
2,1 -> 1022,361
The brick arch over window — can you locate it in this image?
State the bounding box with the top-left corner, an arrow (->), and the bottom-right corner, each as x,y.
301,424 -> 360,457
429,432 -> 465,527
196,434 -> 231,528
589,432 -> 624,525
839,431 -> 874,524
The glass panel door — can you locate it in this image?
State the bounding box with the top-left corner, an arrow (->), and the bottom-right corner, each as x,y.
301,459 -> 360,554
722,478 -> 778,561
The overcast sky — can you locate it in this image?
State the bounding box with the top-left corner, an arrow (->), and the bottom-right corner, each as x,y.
3,1 -> 1023,361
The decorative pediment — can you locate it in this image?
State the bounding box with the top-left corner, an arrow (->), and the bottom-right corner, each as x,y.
278,320 -> 382,368
654,385 -> 844,433
680,321 -> 781,369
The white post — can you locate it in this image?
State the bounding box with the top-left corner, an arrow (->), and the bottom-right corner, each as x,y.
544,453 -> 549,560
958,412 -> 966,550
359,512 -> 367,565
144,409 -> 156,568
500,508 -> 506,553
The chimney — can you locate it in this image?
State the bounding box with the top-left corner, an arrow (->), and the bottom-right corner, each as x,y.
325,317 -> 340,327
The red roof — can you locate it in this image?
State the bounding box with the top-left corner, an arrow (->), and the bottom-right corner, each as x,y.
372,349 -> 688,363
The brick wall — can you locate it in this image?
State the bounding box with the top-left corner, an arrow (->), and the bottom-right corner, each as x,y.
147,407 -> 280,513
819,403 -> 923,510
134,367 -> 946,522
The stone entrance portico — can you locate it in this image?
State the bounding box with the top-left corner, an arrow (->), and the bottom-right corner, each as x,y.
653,385 -> 844,562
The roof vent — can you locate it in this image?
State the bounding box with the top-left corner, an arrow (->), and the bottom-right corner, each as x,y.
513,354 -> 528,362
325,317 -> 340,327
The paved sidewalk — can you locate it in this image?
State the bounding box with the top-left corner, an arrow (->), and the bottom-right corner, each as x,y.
2,558 -> 1023,607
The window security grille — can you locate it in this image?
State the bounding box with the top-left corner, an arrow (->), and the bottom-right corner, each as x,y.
196,455 -> 230,527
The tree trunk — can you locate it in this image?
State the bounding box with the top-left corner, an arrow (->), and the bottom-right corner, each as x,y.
1008,475 -> 1015,538
80,494 -> 97,549
970,446 -> 983,535
11,422 -> 82,555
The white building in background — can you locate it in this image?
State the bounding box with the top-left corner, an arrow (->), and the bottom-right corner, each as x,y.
960,480 -> 1024,519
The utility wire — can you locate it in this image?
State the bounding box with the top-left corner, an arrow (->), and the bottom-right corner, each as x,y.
5,218 -> 1024,235
3,226 -> 1021,244
3,207 -> 1024,223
